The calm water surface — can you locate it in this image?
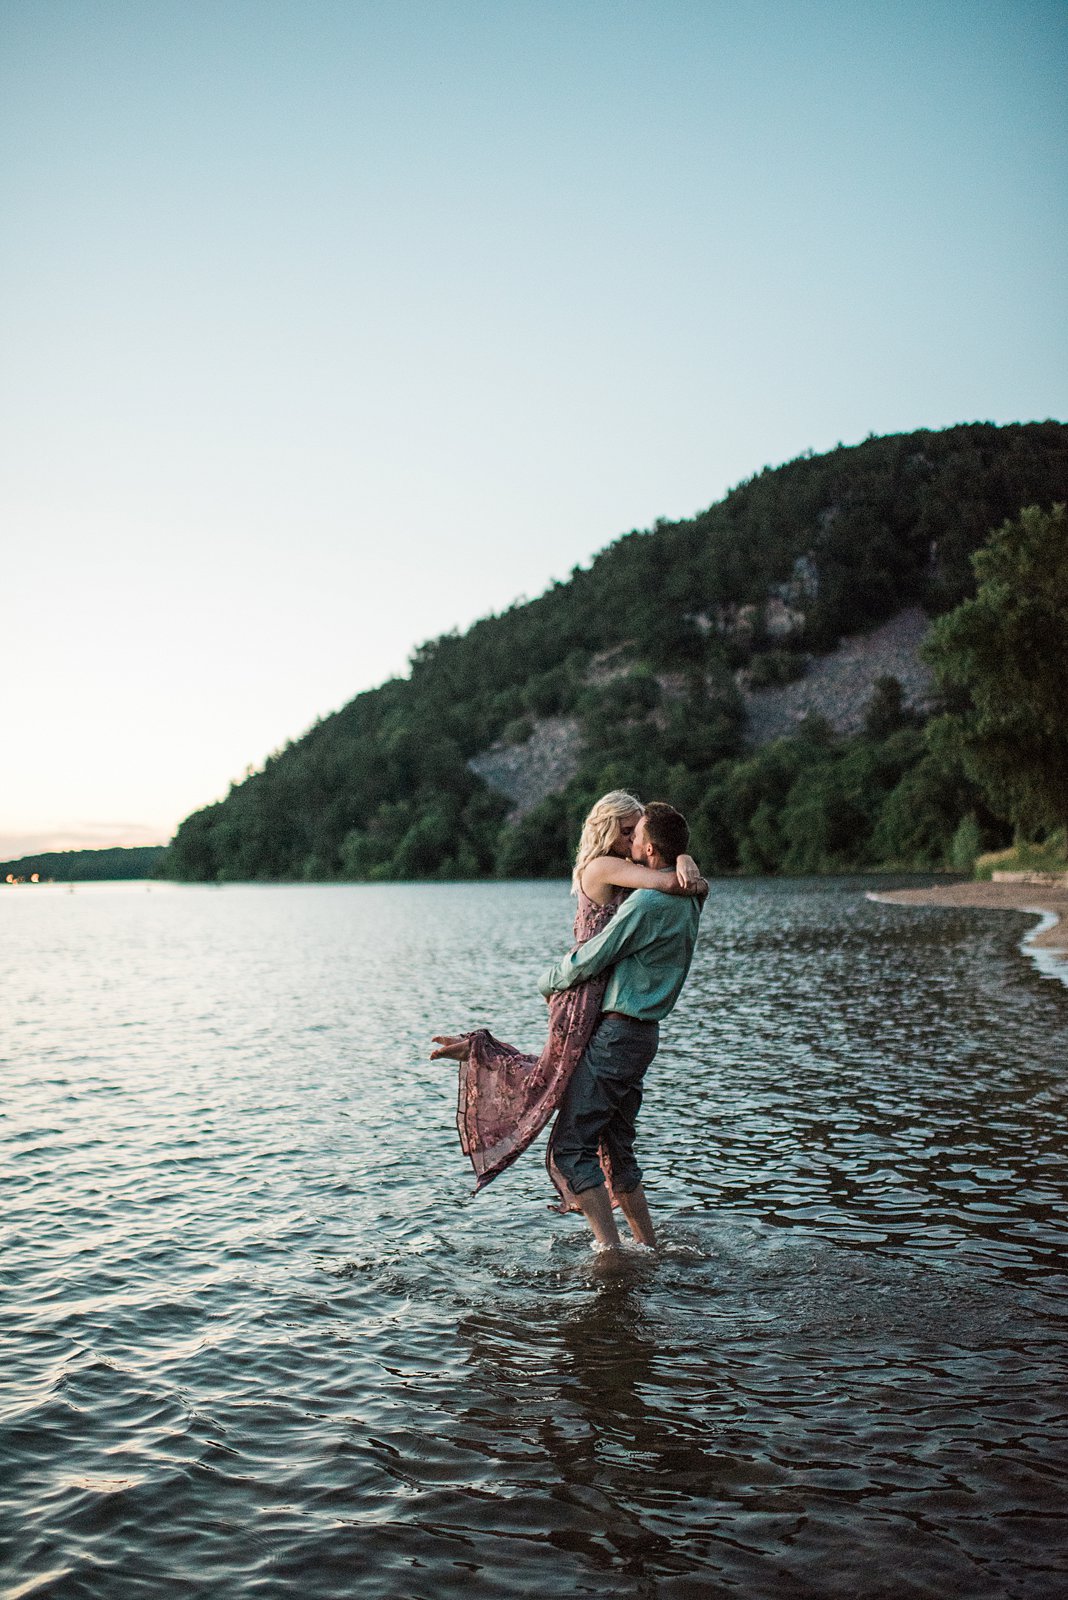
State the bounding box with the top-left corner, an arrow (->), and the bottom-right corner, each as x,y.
3,878 -> 1067,1599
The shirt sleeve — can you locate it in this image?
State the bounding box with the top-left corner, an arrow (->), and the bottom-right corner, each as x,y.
537,893 -> 654,996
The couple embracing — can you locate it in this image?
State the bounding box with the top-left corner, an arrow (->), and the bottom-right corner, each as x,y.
431,791 -> 706,1255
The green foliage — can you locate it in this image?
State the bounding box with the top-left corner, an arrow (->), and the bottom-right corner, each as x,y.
868,748 -> 987,867
158,424 -> 1068,882
863,675 -> 915,740
746,649 -> 808,689
494,794 -> 573,878
0,846 -> 165,882
949,814 -> 983,874
974,830 -> 1066,880
502,716 -> 535,746
924,504 -> 1068,838
690,723 -> 1004,874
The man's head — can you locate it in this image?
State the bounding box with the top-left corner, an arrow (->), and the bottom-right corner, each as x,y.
631,801 -> 690,868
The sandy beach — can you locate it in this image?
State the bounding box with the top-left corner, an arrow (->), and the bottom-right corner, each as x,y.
871,879 -> 1068,953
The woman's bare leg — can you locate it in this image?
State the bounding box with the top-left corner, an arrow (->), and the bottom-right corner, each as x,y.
430,1035 -> 471,1061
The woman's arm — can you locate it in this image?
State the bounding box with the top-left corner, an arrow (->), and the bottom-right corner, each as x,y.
582,855 -> 707,898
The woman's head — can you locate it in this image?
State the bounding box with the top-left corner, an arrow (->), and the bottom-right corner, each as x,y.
571,789 -> 643,892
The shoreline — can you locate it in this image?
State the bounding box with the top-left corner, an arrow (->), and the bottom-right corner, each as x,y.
869,880 -> 1068,961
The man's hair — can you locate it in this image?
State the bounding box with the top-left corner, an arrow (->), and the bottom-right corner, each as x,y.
642,801 -> 689,866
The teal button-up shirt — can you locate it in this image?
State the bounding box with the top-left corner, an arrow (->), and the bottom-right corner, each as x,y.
538,888 -> 702,1021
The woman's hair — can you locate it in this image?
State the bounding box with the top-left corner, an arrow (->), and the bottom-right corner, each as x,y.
571,789 -> 643,894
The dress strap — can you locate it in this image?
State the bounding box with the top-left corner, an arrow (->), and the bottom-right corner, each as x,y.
577,882 -> 622,914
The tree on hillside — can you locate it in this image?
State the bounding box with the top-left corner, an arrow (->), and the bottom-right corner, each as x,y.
863,674 -> 916,740
923,504 -> 1068,840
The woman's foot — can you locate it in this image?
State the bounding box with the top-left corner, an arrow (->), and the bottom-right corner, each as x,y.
430,1035 -> 471,1061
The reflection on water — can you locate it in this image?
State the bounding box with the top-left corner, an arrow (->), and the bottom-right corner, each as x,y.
2,879 -> 1067,1599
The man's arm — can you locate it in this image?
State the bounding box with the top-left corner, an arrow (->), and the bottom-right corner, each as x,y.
538,891 -> 659,997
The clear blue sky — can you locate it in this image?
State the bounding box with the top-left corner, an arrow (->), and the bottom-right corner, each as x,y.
1,0 -> 1065,857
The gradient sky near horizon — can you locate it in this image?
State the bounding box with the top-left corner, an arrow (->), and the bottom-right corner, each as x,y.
2,0 -> 1065,858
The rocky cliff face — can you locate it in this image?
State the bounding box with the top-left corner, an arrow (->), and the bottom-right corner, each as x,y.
467,715 -> 582,820
741,606 -> 934,744
467,607 -> 936,815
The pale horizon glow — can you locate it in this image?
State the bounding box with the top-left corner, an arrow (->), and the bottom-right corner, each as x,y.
1,0 -> 1065,859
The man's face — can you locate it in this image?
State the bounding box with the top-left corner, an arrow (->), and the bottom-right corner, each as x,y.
613,811 -> 641,858
630,815 -> 650,863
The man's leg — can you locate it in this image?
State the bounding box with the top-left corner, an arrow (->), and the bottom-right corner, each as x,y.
599,1028 -> 659,1246
616,1183 -> 656,1247
573,1183 -> 622,1249
553,1019 -> 632,1247
553,1016 -> 658,1249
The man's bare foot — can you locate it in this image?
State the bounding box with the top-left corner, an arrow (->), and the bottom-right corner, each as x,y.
590,1243 -> 630,1278
430,1035 -> 471,1061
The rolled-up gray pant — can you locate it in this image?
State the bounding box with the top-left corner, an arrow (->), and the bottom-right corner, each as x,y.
552,1013 -> 660,1196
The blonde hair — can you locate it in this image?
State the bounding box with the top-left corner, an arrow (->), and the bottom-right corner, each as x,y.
571,789 -> 643,893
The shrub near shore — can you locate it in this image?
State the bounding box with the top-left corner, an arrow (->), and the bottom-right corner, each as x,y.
974,832 -> 1068,882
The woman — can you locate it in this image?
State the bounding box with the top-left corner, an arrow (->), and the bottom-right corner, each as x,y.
431,790 -> 705,1203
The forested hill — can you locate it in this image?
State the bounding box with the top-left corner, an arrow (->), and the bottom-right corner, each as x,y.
161,422 -> 1068,882
2,847 -> 165,882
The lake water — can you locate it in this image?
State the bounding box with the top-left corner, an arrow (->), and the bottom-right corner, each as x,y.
3,878 -> 1067,1600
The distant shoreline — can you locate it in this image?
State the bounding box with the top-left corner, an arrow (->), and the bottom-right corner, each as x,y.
869,880 -> 1068,960
0,845 -> 165,883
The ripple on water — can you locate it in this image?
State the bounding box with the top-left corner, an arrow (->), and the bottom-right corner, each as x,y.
2,879 -> 1067,1599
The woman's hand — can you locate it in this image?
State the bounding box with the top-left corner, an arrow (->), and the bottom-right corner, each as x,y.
676,853 -> 701,889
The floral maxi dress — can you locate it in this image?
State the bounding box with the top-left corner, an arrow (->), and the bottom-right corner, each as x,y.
455,889 -> 617,1205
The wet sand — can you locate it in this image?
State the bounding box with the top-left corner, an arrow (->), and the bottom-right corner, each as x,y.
871,879 -> 1068,952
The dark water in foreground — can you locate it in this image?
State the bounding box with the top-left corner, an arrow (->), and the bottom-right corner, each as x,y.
3,878 -> 1067,1600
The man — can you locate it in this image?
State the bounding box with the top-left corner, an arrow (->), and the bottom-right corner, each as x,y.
539,801 -> 704,1253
